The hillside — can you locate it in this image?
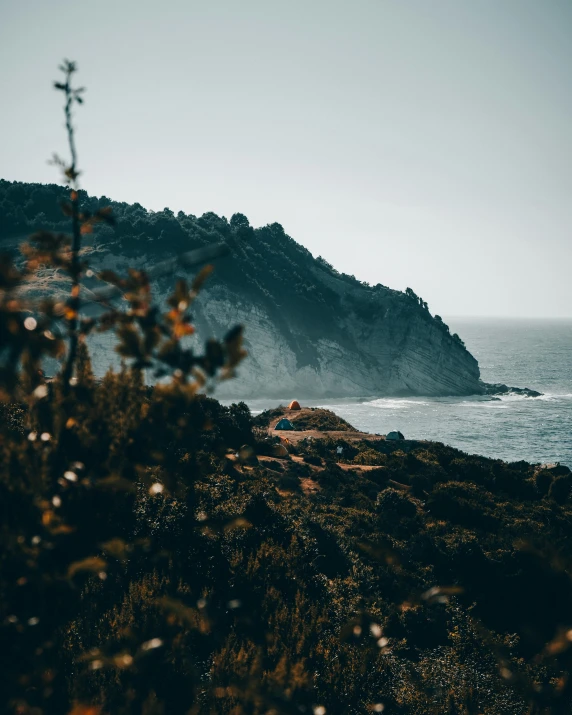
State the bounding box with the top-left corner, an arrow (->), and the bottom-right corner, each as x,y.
0,179 -> 482,398
3,389 -> 572,714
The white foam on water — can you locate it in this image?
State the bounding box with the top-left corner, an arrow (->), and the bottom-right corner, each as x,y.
457,401 -> 510,409
536,392 -> 572,402
368,398 -> 430,410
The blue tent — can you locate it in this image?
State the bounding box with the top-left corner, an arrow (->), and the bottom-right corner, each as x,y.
275,418 -> 296,430
386,430 -> 405,440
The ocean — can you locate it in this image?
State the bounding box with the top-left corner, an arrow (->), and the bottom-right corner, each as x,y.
241,319 -> 572,467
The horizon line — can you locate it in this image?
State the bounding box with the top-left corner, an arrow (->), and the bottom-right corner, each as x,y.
445,315 -> 572,321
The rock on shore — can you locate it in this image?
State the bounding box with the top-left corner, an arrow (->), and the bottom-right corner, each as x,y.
480,382 -> 542,398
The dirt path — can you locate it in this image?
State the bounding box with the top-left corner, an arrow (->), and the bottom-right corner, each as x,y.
270,427 -> 385,445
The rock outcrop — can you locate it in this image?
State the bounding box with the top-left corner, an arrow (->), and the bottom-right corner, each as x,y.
480,382 -> 542,398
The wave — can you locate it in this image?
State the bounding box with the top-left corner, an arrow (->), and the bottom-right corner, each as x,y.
459,402 -> 510,409
495,392 -> 572,403
368,398 -> 431,409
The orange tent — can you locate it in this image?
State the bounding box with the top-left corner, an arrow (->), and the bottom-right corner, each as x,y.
288,400 -> 301,410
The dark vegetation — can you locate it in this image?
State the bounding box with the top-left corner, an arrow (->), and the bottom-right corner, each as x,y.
1,61 -> 572,715
0,184 -> 384,305
0,177 -> 466,367
0,195 -> 462,366
4,380 -> 572,714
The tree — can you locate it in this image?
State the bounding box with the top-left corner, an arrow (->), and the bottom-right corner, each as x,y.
230,212 -> 250,230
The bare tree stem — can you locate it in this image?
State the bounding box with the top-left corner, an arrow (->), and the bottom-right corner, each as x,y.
61,64 -> 82,393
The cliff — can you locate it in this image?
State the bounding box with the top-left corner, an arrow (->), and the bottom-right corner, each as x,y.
0,179 -> 481,397
187,278 -> 480,398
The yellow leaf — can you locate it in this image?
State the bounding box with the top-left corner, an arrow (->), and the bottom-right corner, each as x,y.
67,556 -> 107,579
174,323 -> 195,338
42,510 -> 55,526
50,524 -> 76,535
191,264 -> 214,293
69,706 -> 101,715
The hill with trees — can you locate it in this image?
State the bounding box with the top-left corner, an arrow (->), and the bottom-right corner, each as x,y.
0,179 -> 481,398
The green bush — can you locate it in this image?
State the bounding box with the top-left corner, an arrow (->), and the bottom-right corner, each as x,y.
549,474 -> 572,504
376,487 -> 417,519
353,448 -> 387,466
534,469 -> 554,496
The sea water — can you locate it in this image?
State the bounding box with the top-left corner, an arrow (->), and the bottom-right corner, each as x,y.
242,319 -> 572,467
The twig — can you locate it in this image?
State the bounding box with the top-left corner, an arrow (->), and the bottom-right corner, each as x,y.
54,60 -> 84,392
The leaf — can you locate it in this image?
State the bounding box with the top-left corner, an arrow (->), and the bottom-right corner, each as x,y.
68,556 -> 107,579
191,264 -> 214,293
100,538 -> 129,561
61,201 -> 74,216
174,322 -> 195,338
357,538 -> 400,566
156,597 -> 205,630
143,325 -> 161,354
79,318 -> 96,336
223,324 -> 247,369
168,279 -> 189,308
49,524 -> 76,535
98,269 -> 121,285
95,475 -> 136,492
95,206 -> 115,225
223,517 -> 252,532
224,324 -> 243,344
68,706 -> 101,715
115,325 -> 142,359
421,585 -> 464,604
42,510 -> 55,526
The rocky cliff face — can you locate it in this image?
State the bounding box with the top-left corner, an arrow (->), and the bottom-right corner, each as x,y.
0,180 -> 482,398
88,248 -> 481,399
189,283 -> 481,398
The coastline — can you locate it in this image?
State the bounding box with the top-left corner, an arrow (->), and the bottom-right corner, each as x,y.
230,391 -> 572,467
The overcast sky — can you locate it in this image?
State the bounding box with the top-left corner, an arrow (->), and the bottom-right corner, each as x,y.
2,0 -> 571,317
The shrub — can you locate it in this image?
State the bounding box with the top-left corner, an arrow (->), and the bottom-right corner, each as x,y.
376,487 -> 417,519
303,454 -> 323,466
427,482 -> 498,530
549,475 -> 572,504
277,473 -> 301,491
353,448 -> 387,466
264,459 -> 285,472
534,469 -> 554,496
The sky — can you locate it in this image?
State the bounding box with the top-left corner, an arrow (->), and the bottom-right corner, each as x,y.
1,0 -> 571,318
